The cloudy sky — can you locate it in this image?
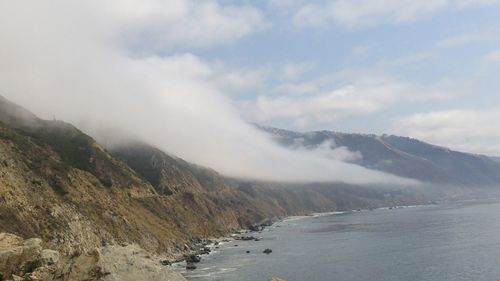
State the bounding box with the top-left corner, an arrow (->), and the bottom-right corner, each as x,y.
200,0 -> 500,156
0,0 -> 499,183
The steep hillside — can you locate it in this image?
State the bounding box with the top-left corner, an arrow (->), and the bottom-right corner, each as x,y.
0,96 -> 432,280
0,96 -> 263,258
0,96 -> 428,255
260,126 -> 500,187
0,96 -> 214,256
111,142 -> 429,227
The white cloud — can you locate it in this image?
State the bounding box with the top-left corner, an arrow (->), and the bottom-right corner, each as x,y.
351,45 -> 375,56
294,4 -> 331,27
244,69 -> 462,129
245,81 -> 406,124
391,109 -> 500,155
293,0 -> 500,28
272,81 -> 320,96
330,0 -> 448,26
437,34 -> 478,48
436,29 -> 500,48
311,140 -> 363,163
485,49 -> 500,61
456,0 -> 500,7
109,0 -> 267,50
213,66 -> 271,92
280,62 -> 315,81
378,52 -> 435,68
269,0 -> 302,8
294,0 -> 447,27
0,0 -> 413,185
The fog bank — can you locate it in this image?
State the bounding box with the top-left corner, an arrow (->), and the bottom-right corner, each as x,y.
0,1 -> 416,185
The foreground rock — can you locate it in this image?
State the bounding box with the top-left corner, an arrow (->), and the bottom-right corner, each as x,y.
67,244 -> 187,281
0,233 -> 61,281
0,233 -> 187,281
268,278 -> 285,281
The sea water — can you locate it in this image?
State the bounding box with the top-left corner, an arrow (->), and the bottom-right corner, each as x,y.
176,199 -> 500,281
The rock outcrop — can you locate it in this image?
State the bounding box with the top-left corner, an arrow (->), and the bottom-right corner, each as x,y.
0,233 -> 61,281
0,233 -> 187,281
66,244 -> 186,281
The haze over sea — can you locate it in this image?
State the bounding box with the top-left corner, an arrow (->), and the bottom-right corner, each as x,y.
178,199 -> 500,281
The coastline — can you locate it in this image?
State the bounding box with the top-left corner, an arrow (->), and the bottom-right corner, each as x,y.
172,199 -> 500,281
171,202 -> 434,277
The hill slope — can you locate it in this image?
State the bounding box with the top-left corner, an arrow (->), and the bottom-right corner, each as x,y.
109,141 -> 426,226
260,126 -> 500,187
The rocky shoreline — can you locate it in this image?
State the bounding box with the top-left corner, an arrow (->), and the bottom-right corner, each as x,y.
1,205 -> 430,281
1,206 -> 434,281
170,220 -> 275,272
0,220 -> 278,281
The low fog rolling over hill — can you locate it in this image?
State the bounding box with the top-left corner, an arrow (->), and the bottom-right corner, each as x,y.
0,1 -> 411,186
260,126 -> 500,188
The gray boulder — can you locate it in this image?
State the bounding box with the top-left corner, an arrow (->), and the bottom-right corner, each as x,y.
0,233 -> 43,279
41,249 -> 60,266
66,244 -> 187,281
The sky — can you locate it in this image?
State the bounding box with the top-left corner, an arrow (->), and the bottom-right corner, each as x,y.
0,0 -> 499,184
239,0 -> 500,156
199,0 -> 500,156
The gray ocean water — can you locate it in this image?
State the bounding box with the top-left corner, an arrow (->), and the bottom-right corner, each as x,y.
176,199 -> 500,281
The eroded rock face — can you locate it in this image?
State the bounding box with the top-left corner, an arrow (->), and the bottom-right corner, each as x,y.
65,244 -> 187,281
0,233 -> 187,281
99,245 -> 186,281
41,249 -> 60,266
0,233 -> 43,280
0,233 -> 64,281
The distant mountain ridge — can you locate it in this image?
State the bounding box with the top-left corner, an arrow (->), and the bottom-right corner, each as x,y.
259,126 -> 500,187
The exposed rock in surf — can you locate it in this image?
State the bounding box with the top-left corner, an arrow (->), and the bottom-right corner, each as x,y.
268,277 -> 285,281
185,254 -> 201,263
186,262 -> 197,270
160,259 -> 171,266
237,236 -> 256,241
200,247 -> 211,255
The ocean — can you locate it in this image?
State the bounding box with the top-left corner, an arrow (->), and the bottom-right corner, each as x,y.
175,199 -> 500,281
